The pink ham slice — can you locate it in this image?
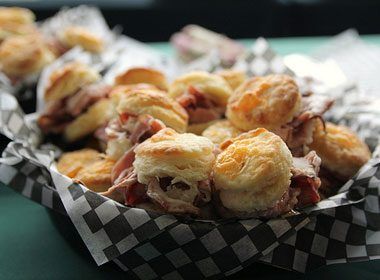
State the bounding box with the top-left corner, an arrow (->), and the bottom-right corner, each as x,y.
65,84 -> 112,117
147,178 -> 200,215
38,83 -> 111,134
111,145 -> 136,183
273,94 -> 334,153
177,85 -> 224,124
291,151 -> 322,207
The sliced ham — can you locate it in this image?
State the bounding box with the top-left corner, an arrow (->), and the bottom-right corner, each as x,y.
38,83 -> 111,134
146,178 -> 200,215
273,94 -> 334,154
177,85 -> 224,124
291,151 -> 322,207
65,84 -> 111,117
111,146 -> 136,183
129,115 -> 165,144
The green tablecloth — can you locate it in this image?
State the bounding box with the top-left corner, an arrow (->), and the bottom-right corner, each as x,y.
2,36 -> 380,280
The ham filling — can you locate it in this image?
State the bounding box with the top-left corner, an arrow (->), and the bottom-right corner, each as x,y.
103,146 -> 211,215
273,94 -> 333,156
291,151 -> 322,207
100,113 -> 166,146
217,151 -> 322,218
177,85 -> 224,124
38,83 -> 111,134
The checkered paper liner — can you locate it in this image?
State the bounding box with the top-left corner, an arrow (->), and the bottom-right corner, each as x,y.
1,38 -> 380,279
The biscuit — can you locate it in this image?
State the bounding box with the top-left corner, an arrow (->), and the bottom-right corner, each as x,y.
308,121 -> 371,180
169,71 -> 232,107
60,26 -> 104,53
0,34 -> 55,77
44,61 -> 100,102
134,128 -> 216,187
213,128 -> 293,212
75,157 -> 115,192
226,74 -> 301,131
202,119 -> 242,144
186,121 -> 218,135
109,84 -> 158,106
216,69 -> 246,90
0,7 -> 35,25
115,67 -> 169,91
57,148 -> 102,178
64,98 -> 116,142
117,89 -> 188,133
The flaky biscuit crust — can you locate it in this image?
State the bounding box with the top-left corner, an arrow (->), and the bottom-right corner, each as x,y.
64,98 -> 116,142
214,128 -> 292,212
57,148 -> 114,192
0,34 -> 54,77
75,157 -> 115,192
169,71 -> 232,106
216,69 -> 247,90
308,121 -> 371,179
117,89 -> 188,133
57,148 -> 102,178
134,128 -> 215,186
226,74 -> 301,131
60,26 -> 104,53
202,119 -> 242,145
115,67 -> 169,91
44,61 -> 100,102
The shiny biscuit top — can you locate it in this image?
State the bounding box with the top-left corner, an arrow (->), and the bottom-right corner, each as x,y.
202,119 -> 242,145
226,74 -> 301,131
60,26 -> 104,53
134,128 -> 216,186
115,67 -> 169,91
308,121 -> 371,179
117,89 -> 188,133
0,34 -> 55,77
169,71 -> 233,106
213,128 -> 293,212
44,61 -> 100,102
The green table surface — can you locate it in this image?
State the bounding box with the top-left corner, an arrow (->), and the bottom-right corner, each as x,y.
2,36 -> 380,280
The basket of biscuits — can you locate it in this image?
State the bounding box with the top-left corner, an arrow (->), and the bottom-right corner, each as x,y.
1,5 -> 380,280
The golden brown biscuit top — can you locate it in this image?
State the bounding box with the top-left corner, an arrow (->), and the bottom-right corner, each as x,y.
226,74 -> 301,131
202,119 -> 242,145
309,121 -> 371,178
109,84 -> 158,104
0,7 -> 35,25
0,34 -> 54,77
45,61 -> 100,101
135,128 -> 214,158
115,67 -> 169,91
117,89 -> 188,122
169,71 -> 232,106
215,128 -> 292,188
216,69 -> 247,90
60,26 -> 104,53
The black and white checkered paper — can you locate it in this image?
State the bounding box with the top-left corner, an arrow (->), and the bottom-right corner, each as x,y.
1,38 -> 380,279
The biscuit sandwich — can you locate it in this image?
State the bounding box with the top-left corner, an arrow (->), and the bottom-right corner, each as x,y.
308,121 -> 371,197
213,128 -> 322,218
38,61 -> 115,142
169,71 -> 233,134
0,34 -> 55,80
101,88 -> 188,160
226,74 -> 333,155
114,67 -> 169,91
103,128 -> 216,215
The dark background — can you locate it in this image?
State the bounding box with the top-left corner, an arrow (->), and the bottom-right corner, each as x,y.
1,0 -> 379,41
